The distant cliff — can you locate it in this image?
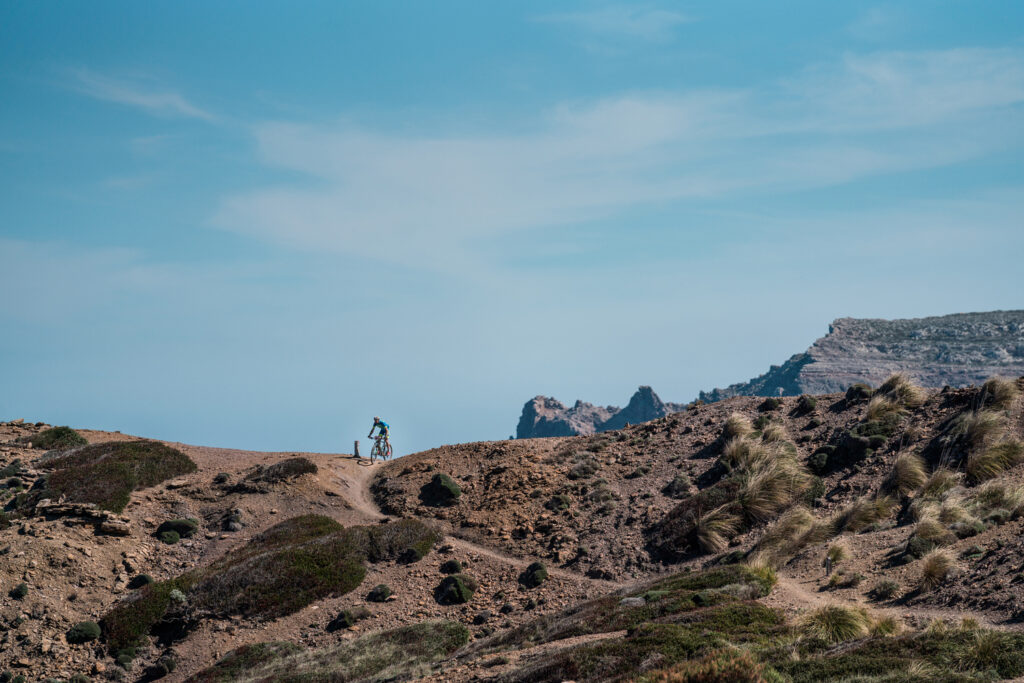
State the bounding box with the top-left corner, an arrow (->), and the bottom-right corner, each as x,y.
699,310 -> 1024,401
516,386 -> 686,439
516,311 -> 1024,438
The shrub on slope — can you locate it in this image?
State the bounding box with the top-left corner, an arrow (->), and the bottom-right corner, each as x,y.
37,440 -> 196,512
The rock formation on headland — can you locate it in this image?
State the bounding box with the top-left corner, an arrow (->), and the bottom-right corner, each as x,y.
516,311 -> 1024,438
516,386 -> 686,438
699,310 -> 1024,402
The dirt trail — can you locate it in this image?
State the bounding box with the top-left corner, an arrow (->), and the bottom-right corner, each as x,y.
770,574 -> 1019,630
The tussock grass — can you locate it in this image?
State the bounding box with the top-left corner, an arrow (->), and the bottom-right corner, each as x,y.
886,452 -> 927,497
878,373 -> 927,408
919,550 -> 955,591
967,439 -> 1024,484
832,495 -> 896,534
870,615 -> 902,636
981,376 -> 1020,410
695,506 -> 743,553
948,410 -> 1005,453
760,423 -> 788,444
719,438 -> 770,474
801,605 -> 872,644
737,460 -> 810,524
722,413 -> 754,441
750,506 -> 816,567
826,541 -> 848,565
866,396 -> 905,423
919,467 -> 961,500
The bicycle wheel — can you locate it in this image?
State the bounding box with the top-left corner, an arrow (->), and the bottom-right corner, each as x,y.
384,441 -> 393,460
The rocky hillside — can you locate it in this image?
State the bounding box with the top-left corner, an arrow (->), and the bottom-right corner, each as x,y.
516,386 -> 686,438
4,372 -> 1024,682
700,310 -> 1024,401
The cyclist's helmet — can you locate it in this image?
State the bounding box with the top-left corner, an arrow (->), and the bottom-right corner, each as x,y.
373,416 -> 380,423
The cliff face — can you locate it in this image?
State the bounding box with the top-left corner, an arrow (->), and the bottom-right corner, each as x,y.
700,310 -> 1024,401
516,386 -> 686,439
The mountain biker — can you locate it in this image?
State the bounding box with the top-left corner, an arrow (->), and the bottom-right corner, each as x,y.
368,416 -> 390,455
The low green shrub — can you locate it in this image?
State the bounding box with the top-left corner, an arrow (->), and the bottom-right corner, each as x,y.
158,530 -> 181,545
436,574 -> 477,604
420,473 -> 462,505
663,474 -> 691,499
157,518 -> 199,538
519,561 -> 548,588
187,641 -> 303,682
440,559 -> 463,574
845,383 -> 874,403
38,440 -> 197,512
9,583 -> 28,600
759,398 -> 781,412
66,620 -> 101,644
23,426 -> 87,451
802,605 -> 871,644
544,494 -> 571,511
796,394 -> 817,414
326,606 -> 370,632
367,584 -> 392,602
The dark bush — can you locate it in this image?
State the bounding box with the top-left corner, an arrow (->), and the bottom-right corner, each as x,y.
157,518 -> 199,539
326,606 -> 370,632
519,561 -> 548,588
806,417 -> 824,429
66,620 -> 101,644
869,580 -> 900,600
367,584 -> 392,602
128,574 -> 154,589
9,583 -> 28,600
803,476 -> 826,506
846,383 -> 874,402
796,395 -> 818,414
213,472 -> 230,485
752,415 -> 771,431
346,518 -> 440,564
0,459 -> 24,478
255,457 -> 318,483
420,473 -> 462,506
759,397 -> 782,412
440,559 -> 463,574
38,440 -> 196,513
158,531 -> 181,545
568,457 -> 600,480
436,574 -> 477,605
544,494 -> 571,511
23,426 -> 87,451
187,641 -> 303,682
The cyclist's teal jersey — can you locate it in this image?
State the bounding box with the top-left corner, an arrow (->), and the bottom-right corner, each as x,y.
369,420 -> 390,438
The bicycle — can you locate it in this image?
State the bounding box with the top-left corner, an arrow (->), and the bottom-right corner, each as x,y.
370,435 -> 393,463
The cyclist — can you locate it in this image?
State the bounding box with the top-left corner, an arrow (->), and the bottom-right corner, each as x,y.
368,416 -> 391,460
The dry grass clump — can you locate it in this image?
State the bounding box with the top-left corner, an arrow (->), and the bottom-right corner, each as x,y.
801,605 -> 872,644
826,541 -> 848,565
886,452 -> 927,497
866,396 -> 906,423
719,438 -> 769,474
919,467 -> 962,501
913,518 -> 953,545
948,410 -> 1005,453
964,480 -> 1024,520
919,549 -> 955,591
967,440 -> 1024,484
870,615 -> 902,636
750,506 -> 816,567
760,423 -> 788,444
878,373 -> 927,408
980,377 -> 1020,410
694,506 -> 742,553
722,413 -> 754,441
736,459 -> 811,524
832,495 -> 896,534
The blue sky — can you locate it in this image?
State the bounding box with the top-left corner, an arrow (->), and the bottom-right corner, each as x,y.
2,2 -> 1023,455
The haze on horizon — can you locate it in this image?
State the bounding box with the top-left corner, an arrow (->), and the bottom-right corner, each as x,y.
2,2 -> 1023,456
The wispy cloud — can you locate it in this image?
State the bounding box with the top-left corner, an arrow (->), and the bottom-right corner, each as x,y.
212,48 -> 1024,270
536,5 -> 692,42
68,68 -> 214,120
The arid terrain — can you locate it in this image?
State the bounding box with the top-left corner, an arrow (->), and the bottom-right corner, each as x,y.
3,374 -> 1024,681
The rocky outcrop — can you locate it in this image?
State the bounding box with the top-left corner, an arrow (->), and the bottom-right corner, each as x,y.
516,386 -> 686,439
700,310 -> 1024,401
